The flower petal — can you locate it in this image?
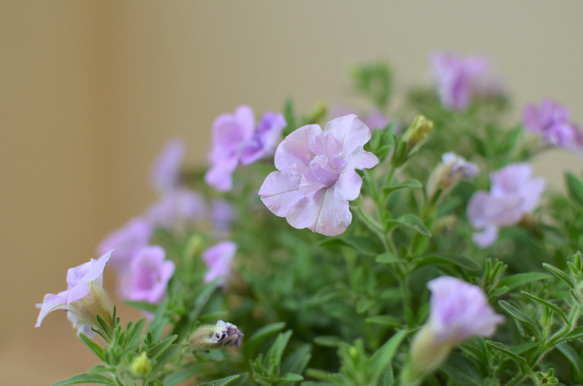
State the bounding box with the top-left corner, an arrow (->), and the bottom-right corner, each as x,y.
324,115 -> 372,157
274,124 -> 321,174
259,172 -> 303,217
287,188 -> 351,236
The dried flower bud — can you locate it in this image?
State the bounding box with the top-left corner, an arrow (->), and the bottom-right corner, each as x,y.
189,320 -> 243,351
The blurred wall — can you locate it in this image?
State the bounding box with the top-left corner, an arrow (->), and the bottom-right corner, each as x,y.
1,1 -> 582,384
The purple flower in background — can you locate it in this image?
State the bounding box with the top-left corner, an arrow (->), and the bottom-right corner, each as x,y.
205,105 -> 286,192
427,276 -> 505,343
119,246 -> 175,304
523,98 -> 583,151
211,198 -> 236,238
203,241 -> 237,288
259,114 -> 378,236
467,163 -> 545,247
330,104 -> 398,133
96,217 -> 153,272
36,251 -> 114,337
149,138 -> 186,194
431,52 -> 503,111
147,188 -> 206,232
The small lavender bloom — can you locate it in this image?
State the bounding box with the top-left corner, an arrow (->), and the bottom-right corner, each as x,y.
211,199 -> 236,238
330,104 -> 398,133
119,246 -> 175,304
205,106 -> 286,192
426,152 -> 479,200
36,251 -> 114,337
523,98 -> 583,151
203,241 -> 236,288
259,115 -> 378,236
147,188 -> 206,233
188,320 -> 243,351
431,52 -> 502,111
467,163 -> 545,247
149,138 -> 186,194
96,217 -> 152,272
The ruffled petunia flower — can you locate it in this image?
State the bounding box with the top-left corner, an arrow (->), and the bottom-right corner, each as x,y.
523,98 -> 583,151
147,188 -> 206,233
119,245 -> 175,304
409,276 -> 504,374
188,320 -> 243,351
426,152 -> 479,201
205,105 -> 286,192
467,163 -> 545,247
96,217 -> 153,272
149,138 -> 186,194
259,114 -> 378,236
36,251 -> 114,337
431,52 -> 503,111
202,241 -> 237,288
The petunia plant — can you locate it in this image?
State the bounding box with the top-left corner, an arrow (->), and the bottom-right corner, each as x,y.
36,53 -> 583,386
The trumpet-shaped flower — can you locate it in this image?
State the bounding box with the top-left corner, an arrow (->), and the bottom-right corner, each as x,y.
467,163 -> 545,247
203,241 -> 237,288
259,115 -> 378,236
36,251 -> 114,337
205,105 -> 286,192
431,52 -> 503,111
96,217 -> 152,272
147,188 -> 206,233
149,138 -> 186,194
119,246 -> 175,304
409,276 -> 504,374
523,98 -> 583,151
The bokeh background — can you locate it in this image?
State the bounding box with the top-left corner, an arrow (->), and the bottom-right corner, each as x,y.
1,1 -> 582,384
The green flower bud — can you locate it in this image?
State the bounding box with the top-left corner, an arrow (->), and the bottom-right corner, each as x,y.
402,115 -> 433,153
130,352 -> 151,378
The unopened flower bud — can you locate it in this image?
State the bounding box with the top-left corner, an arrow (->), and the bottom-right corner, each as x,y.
433,215 -> 458,236
307,101 -> 328,124
402,115 -> 433,153
189,320 -> 243,351
130,352 -> 151,378
426,152 -> 479,202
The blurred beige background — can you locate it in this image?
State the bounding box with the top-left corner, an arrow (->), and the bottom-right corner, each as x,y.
1,1 -> 582,384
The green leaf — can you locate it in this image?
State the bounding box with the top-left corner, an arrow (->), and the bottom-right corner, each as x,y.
280,344 -> 312,378
369,329 -> 408,383
126,318 -> 147,350
283,99 -> 297,136
146,344 -> 185,383
498,301 -> 542,341
486,341 -> 526,368
318,235 -> 381,256
52,374 -> 116,386
364,315 -> 402,328
313,335 -> 343,348
244,322 -> 286,355
78,334 -> 106,362
198,374 -> 241,386
566,172 -> 583,206
124,300 -> 159,314
498,272 -> 552,291
375,253 -> 401,264
266,331 -> 293,366
414,254 -> 480,271
556,343 -> 581,376
385,214 -> 431,237
147,334 -> 178,359
542,263 -> 575,289
383,179 -> 423,195
274,373 -> 304,383
521,291 -> 569,324
164,364 -> 199,386
562,326 -> 583,341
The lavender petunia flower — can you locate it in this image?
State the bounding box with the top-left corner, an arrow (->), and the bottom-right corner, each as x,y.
210,198 -> 236,238
203,241 -> 237,288
259,115 -> 378,236
409,276 -> 504,373
96,217 -> 153,272
149,138 -> 186,194
36,251 -> 114,337
205,105 -> 286,192
147,188 -> 206,233
523,98 -> 583,151
188,320 -> 243,351
330,104 -> 398,133
467,163 -> 545,247
119,246 -> 175,304
431,52 -> 503,111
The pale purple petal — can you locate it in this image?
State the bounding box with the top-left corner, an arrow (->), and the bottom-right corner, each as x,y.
259,172 -> 303,217
66,251 -> 111,303
287,188 -> 352,236
324,114 -> 372,158
35,291 -> 68,327
472,225 -> 499,248
147,188 -> 206,232
96,217 -> 152,272
240,112 -> 286,165
274,124 -> 322,174
334,168 -> 363,201
205,155 -> 239,192
203,241 -> 236,288
149,138 -> 186,194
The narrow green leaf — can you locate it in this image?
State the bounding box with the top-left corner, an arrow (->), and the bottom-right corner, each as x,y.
498,272 -> 552,290
385,214 -> 431,237
244,322 -> 286,355
556,343 -> 581,376
369,329 -> 408,383
375,253 -> 401,264
52,374 -> 116,386
486,341 -> 526,368
275,373 -> 304,383
164,364 -> 199,386
147,334 -> 178,359
78,334 -> 105,362
566,172 -> 583,206
124,300 -> 158,314
280,343 -> 312,378
266,331 -> 293,366
542,263 -> 575,289
414,254 -> 480,271
561,326 -> 583,341
383,179 -> 423,195
498,301 -> 542,341
198,374 -> 241,386
313,335 -> 343,348
364,315 -> 402,328
146,344 -> 185,383
126,318 -> 147,350
521,291 -> 569,324
318,235 -> 381,256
